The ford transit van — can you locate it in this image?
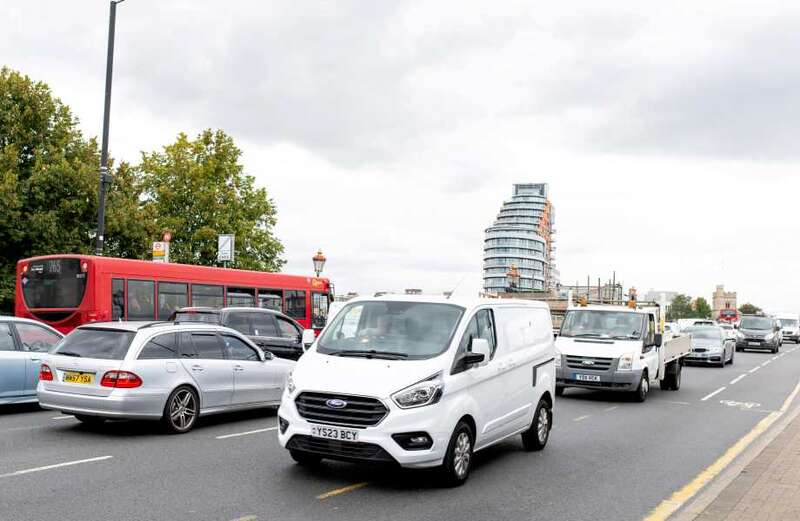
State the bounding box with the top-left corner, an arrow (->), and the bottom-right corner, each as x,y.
277,295 -> 555,485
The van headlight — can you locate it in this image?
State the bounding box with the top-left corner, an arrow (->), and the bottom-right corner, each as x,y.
765,333 -> 775,341
736,331 -> 745,340
618,353 -> 634,371
392,373 -> 444,409
554,354 -> 562,369
286,372 -> 295,394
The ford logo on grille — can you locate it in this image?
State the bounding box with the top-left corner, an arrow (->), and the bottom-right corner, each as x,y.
326,399 -> 347,409
582,360 -> 595,365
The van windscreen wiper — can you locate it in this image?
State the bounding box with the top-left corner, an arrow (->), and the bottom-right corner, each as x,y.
329,349 -> 408,360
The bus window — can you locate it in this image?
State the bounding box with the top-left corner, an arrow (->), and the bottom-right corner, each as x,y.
158,282 -> 188,319
227,287 -> 255,307
312,292 -> 329,329
192,284 -> 223,308
127,280 -> 155,321
258,289 -> 282,311
112,278 -> 125,320
284,290 -> 306,319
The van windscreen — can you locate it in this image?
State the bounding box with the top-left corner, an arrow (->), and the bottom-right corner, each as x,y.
52,329 -> 135,360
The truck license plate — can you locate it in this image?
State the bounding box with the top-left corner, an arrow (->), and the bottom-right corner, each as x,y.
574,373 -> 601,382
310,425 -> 359,442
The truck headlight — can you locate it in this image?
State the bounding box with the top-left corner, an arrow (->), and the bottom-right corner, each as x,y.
286,372 -> 295,394
392,373 -> 444,409
554,354 -> 562,369
618,353 -> 634,371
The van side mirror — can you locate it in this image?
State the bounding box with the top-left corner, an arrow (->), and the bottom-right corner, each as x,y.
301,329 -> 316,350
654,333 -> 663,347
466,338 -> 491,365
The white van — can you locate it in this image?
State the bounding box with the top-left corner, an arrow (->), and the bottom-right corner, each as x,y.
277,295 -> 555,485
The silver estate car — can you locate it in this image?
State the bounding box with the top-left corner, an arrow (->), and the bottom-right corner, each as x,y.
38,322 -> 295,433
0,317 -> 63,405
684,326 -> 735,367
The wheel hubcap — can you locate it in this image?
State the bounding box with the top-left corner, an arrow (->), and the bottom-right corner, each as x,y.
537,406 -> 549,442
642,377 -> 649,395
453,432 -> 471,478
170,390 -> 196,430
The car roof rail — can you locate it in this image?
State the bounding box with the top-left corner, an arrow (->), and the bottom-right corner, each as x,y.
137,321 -> 178,330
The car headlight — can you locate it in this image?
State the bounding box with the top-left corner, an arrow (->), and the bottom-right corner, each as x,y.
736,332 -> 745,340
392,373 -> 444,409
286,372 -> 295,394
765,333 -> 775,341
618,353 -> 634,371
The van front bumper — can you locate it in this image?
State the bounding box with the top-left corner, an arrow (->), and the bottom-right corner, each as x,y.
277,395 -> 452,469
556,367 -> 642,392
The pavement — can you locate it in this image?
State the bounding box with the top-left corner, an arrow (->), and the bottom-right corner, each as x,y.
2,345 -> 800,521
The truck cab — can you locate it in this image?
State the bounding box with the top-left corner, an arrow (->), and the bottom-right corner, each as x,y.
555,303 -> 690,402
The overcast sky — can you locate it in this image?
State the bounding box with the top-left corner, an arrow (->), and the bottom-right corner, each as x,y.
3,1 -> 800,313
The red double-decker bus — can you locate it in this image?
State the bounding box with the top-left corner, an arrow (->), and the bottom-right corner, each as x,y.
718,308 -> 740,324
15,255 -> 333,334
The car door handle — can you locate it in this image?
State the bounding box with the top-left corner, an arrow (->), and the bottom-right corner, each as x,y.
30,358 -> 41,362
191,365 -> 205,372
234,365 -> 244,371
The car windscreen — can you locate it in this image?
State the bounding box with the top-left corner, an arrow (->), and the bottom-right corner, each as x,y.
173,311 -> 221,324
781,319 -> 798,327
560,310 -> 645,339
740,317 -> 773,330
52,328 -> 135,360
686,328 -> 720,340
317,301 -> 464,360
21,258 -> 87,309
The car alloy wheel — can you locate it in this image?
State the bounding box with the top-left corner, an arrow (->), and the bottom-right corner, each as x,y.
441,421 -> 474,486
453,432 -> 471,479
522,398 -> 552,451
166,387 -> 198,433
537,405 -> 549,444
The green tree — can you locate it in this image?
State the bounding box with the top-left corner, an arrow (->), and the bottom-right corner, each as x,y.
667,294 -> 694,321
694,297 -> 712,319
139,129 -> 284,271
739,303 -> 762,315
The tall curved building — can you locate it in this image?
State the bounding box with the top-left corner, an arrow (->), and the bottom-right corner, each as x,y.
483,183 -> 558,293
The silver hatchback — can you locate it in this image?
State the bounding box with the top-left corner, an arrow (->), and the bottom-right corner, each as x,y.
37,322 -> 295,433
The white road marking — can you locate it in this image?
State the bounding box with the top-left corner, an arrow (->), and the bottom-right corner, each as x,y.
573,415 -> 591,422
603,406 -> 619,412
720,400 -> 761,410
729,374 -> 747,385
0,456 -> 113,479
666,401 -> 691,406
51,416 -> 74,421
748,366 -> 761,374
215,427 -> 278,440
701,387 -> 726,401
761,360 -> 772,367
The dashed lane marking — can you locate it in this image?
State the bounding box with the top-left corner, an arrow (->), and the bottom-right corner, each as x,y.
761,360 -> 772,367
229,516 -> 257,521
317,482 -> 369,500
701,387 -> 726,402
748,366 -> 761,374
573,415 -> 591,422
51,416 -> 74,421
644,377 -> 800,520
729,375 -> 747,385
666,401 -> 691,406
603,406 -> 619,412
215,427 -> 277,440
0,456 -> 113,479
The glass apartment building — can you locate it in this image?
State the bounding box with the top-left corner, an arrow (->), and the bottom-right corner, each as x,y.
483,183 -> 558,293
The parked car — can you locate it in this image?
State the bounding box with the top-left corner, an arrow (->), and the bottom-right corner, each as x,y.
0,317 -> 64,405
277,296 -> 556,485
684,326 -> 734,367
37,321 -> 295,433
170,307 -> 309,361
736,315 -> 781,353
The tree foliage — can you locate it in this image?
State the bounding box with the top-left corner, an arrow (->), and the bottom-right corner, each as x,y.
739,303 -> 762,315
0,68 -> 285,312
667,294 -> 712,320
694,297 -> 712,319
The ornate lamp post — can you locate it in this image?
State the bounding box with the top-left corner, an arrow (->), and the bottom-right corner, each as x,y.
506,264 -> 520,294
313,249 -> 326,277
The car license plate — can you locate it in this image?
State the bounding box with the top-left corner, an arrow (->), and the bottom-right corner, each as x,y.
310,425 -> 359,442
574,373 -> 601,382
63,371 -> 94,385
748,342 -> 761,347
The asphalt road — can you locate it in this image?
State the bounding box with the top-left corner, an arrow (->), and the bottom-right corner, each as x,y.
2,345 -> 800,521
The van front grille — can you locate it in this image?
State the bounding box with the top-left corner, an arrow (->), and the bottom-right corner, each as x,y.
295,392 -> 388,428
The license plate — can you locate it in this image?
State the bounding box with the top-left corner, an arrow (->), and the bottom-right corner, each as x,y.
574,373 -> 601,382
310,425 -> 359,441
748,342 -> 761,347
63,371 -> 94,385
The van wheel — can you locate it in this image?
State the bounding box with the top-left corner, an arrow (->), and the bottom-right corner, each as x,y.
521,399 -> 551,451
440,421 -> 474,486
74,414 -> 106,426
555,386 -> 564,397
290,450 -> 322,466
163,386 -> 199,434
634,373 -> 649,402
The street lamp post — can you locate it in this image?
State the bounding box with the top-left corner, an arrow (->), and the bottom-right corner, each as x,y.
506,264 -> 520,295
94,0 -> 126,256
313,250 -> 326,277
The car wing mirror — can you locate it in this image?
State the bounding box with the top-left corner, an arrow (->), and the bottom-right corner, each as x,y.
260,350 -> 274,361
654,333 -> 663,347
301,329 -> 316,351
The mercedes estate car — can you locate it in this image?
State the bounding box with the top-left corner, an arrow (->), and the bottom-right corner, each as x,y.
38,321 -> 295,433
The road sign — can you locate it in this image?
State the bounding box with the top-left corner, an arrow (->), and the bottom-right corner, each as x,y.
218,234 -> 234,263
152,241 -> 169,263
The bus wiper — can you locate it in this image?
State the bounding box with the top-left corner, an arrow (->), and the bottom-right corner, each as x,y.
330,349 -> 408,360
56,351 -> 82,357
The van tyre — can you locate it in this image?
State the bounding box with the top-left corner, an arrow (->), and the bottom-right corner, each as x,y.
440,421 -> 474,486
74,414 -> 106,426
521,399 -> 551,451
163,386 -> 198,434
290,450 -> 322,466
634,373 -> 649,402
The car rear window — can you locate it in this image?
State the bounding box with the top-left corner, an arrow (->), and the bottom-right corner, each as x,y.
52,328 -> 135,360
173,311 -> 221,324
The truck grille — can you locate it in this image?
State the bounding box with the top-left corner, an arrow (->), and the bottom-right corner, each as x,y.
295,392 -> 388,428
565,356 -> 613,371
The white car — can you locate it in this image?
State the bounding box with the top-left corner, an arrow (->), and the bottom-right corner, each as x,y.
277,295 -> 556,485
38,322 -> 295,433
